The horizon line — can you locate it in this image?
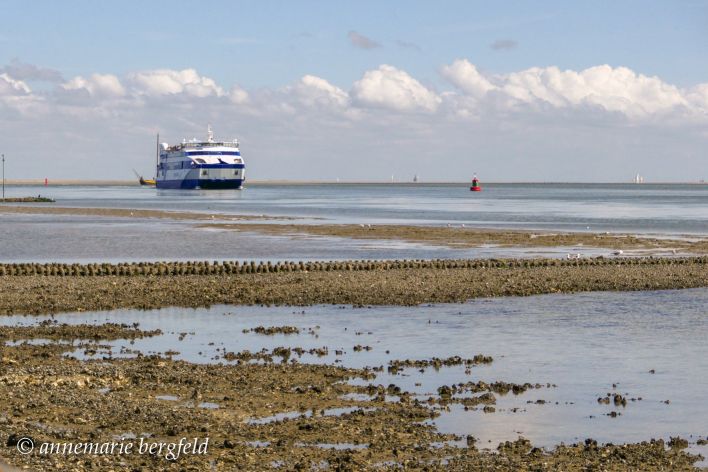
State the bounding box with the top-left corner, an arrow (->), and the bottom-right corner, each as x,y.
1,179 -> 707,186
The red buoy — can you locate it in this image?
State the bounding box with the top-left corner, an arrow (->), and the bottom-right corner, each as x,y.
470,176 -> 482,192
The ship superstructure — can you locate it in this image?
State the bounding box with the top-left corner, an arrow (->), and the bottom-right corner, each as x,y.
155,125 -> 245,189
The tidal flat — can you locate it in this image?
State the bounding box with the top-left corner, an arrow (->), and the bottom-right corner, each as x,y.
203,222 -> 708,254
1,257 -> 707,315
0,312 -> 705,471
0,204 -> 290,221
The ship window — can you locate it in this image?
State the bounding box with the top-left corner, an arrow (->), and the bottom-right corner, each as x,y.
195,158 -> 206,164
201,170 -> 208,176
234,170 -> 239,176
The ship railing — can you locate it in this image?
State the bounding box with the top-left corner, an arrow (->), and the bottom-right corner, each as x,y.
170,142 -> 239,151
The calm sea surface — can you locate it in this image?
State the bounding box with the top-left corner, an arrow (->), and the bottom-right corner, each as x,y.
1,183 -> 706,263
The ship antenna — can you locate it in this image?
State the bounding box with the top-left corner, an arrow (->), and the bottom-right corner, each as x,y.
207,124 -> 214,143
156,132 -> 160,175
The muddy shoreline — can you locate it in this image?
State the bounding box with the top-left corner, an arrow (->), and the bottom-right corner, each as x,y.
0,197 -> 55,203
204,223 -> 708,253
0,205 -> 291,221
0,322 -> 703,471
1,257 -> 707,315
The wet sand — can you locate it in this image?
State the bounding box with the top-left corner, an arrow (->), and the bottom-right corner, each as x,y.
0,197 -> 55,203
206,223 -> 708,253
1,257 -> 707,315
0,322 -> 702,471
0,205 -> 291,221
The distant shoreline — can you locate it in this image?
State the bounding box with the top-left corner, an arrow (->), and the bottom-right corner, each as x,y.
2,179 -> 707,186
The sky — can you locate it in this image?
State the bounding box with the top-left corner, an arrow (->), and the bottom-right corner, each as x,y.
0,0 -> 707,182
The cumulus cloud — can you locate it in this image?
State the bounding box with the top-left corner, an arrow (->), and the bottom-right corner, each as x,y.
348,31 -> 381,50
441,60 -> 497,99
0,73 -> 32,96
351,65 -> 441,112
0,73 -> 45,116
490,39 -> 518,51
62,73 -> 126,98
686,83 -> 708,112
1,59 -> 64,83
4,61 -> 705,124
228,85 -> 249,104
442,59 -> 691,119
292,75 -> 349,108
128,69 -> 225,97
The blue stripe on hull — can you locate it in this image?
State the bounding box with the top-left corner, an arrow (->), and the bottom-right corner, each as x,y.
198,163 -> 245,169
156,178 -> 244,189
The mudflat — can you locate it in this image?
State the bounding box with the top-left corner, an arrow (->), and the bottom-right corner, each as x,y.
1,257 -> 707,315
206,223 -> 708,253
0,322 -> 702,471
0,205 -> 290,221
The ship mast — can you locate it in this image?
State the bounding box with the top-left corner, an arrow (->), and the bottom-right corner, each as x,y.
207,124 -> 214,143
156,133 -> 160,175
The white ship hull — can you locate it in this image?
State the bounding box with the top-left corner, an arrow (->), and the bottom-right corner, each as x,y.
156,166 -> 245,189
155,126 -> 245,190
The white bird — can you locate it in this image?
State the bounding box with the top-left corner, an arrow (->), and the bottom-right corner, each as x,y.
612,250 -> 624,256
461,224 -> 465,228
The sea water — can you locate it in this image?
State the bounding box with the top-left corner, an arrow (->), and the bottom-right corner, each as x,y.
1,183 -> 706,262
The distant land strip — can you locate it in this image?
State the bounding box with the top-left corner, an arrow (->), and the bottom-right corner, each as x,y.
1,257 -> 707,315
3,179 -> 708,186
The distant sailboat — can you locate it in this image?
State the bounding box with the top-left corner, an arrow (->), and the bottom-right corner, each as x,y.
413,174 -> 419,183
634,173 -> 644,184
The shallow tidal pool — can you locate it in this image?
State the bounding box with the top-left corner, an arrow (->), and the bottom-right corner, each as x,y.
3,288 -> 707,460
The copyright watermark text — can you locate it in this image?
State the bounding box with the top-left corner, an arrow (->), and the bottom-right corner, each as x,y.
12,436 -> 209,461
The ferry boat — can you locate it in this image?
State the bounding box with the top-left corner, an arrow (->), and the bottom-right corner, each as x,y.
155,125 -> 245,189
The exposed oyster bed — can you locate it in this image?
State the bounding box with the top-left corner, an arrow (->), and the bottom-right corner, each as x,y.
0,321 -> 703,471
1,256 -> 708,315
